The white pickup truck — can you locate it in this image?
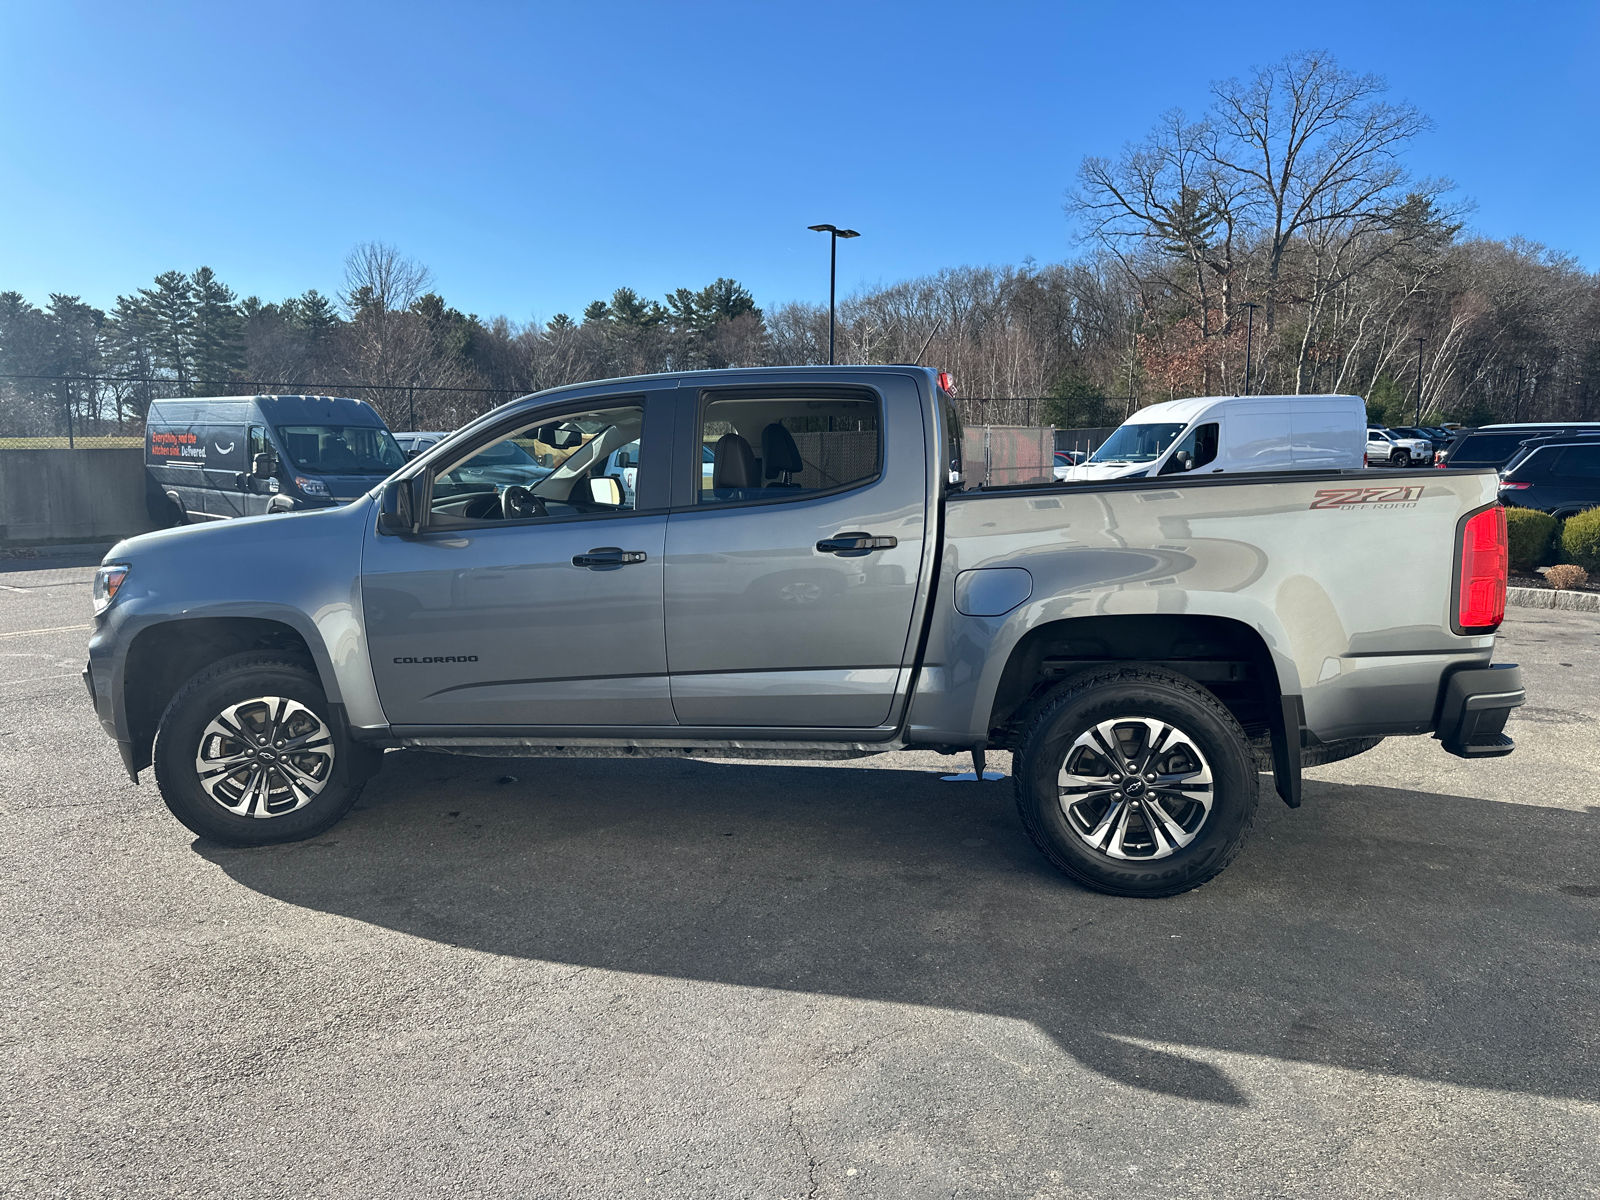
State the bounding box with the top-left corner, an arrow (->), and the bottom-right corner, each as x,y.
87,367 -> 1522,897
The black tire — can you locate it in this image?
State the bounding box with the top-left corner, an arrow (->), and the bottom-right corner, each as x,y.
153,652 -> 363,847
1013,665 -> 1259,898
1389,450 -> 1409,467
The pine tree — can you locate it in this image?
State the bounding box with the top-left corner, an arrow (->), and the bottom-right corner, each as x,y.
190,267 -> 244,389
295,289 -> 340,345
103,294 -> 161,420
137,271 -> 196,392
45,295 -> 105,428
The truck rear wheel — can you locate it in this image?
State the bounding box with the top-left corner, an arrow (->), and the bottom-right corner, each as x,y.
1013,666 -> 1259,898
152,652 -> 364,846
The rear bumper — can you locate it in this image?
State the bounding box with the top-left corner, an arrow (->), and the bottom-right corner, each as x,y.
1435,663 -> 1524,758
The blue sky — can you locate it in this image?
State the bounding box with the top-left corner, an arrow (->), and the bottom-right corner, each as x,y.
2,1 -> 1596,323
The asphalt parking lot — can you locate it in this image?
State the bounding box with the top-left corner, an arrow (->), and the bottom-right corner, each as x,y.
2,551 -> 1597,1199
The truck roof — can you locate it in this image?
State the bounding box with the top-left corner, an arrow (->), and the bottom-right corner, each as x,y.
146,395 -> 388,427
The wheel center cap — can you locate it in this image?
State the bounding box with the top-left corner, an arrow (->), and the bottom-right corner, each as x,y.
1124,779 -> 1146,797
259,751 -> 277,763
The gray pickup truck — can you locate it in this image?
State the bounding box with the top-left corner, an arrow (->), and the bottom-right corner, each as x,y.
86,367 -> 1524,897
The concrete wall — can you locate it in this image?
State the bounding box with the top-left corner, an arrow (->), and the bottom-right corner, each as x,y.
0,449 -> 160,545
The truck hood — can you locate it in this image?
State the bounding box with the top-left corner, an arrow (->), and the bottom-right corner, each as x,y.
104,495 -> 376,567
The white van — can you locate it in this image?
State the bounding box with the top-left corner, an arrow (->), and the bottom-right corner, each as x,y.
1061,394 -> 1367,482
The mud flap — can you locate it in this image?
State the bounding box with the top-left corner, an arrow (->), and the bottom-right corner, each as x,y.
1268,695 -> 1304,808
329,703 -> 386,787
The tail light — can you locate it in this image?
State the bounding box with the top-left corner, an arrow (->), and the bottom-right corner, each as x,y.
937,370 -> 955,394
1499,481 -> 1532,490
1455,506 -> 1507,632
1435,459 -> 1448,468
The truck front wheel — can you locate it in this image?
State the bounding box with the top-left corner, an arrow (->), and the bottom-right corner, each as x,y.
1013,666 -> 1259,898
152,652 -> 365,846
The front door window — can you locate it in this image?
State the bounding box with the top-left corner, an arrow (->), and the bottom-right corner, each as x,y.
429,403 -> 646,526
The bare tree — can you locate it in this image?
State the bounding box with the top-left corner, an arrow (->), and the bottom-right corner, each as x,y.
340,242 -> 433,316
1071,108 -> 1249,356
1206,52 -> 1431,353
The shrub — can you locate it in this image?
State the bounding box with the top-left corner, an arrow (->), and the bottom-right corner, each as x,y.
1561,507 -> 1600,573
1504,507 -> 1558,570
1546,564 -> 1590,590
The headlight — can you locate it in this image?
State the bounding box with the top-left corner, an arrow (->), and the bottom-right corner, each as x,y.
92,564 -> 129,615
294,475 -> 330,497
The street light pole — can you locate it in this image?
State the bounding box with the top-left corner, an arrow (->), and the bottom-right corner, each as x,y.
1414,337 -> 1425,425
808,224 -> 860,365
1241,302 -> 1260,396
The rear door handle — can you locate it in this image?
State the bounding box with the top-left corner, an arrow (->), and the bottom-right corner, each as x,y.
816,532 -> 897,557
572,547 -> 648,569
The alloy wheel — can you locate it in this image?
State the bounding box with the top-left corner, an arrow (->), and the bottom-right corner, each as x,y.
1057,717 -> 1214,860
193,696 -> 336,818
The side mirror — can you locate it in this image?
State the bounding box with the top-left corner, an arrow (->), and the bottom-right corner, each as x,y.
377,477 -> 421,536
251,452 -> 277,479
587,476 -> 623,506
1174,450 -> 1194,472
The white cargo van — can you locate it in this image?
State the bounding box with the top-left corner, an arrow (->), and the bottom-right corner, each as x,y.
1062,394 -> 1367,482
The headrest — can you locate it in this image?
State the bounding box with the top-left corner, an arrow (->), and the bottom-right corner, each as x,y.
712,433 -> 759,489
761,423 -> 804,478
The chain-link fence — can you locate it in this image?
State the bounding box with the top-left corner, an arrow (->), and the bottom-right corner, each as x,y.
0,374 -> 527,448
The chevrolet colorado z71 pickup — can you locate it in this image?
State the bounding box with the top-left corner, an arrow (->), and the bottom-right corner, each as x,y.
86,367 -> 1523,897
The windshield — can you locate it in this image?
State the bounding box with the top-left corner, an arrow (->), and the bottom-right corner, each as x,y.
276,424 -> 406,474
470,439 -> 541,468
1089,422 -> 1186,464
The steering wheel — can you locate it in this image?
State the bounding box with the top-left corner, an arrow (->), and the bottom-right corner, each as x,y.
501,484 -> 547,519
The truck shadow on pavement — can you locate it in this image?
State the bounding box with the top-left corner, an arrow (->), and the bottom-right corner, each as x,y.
199,751 -> 1600,1108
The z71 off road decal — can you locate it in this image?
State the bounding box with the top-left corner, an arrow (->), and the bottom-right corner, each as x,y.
1310,485 -> 1425,510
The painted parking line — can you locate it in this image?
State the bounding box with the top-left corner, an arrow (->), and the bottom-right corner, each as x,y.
0,624 -> 91,640
0,672 -> 84,687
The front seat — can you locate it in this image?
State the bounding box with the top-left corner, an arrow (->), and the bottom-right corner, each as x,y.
761,423 -> 804,488
712,432 -> 759,501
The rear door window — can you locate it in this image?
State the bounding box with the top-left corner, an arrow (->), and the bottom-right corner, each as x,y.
696,393 -> 881,505
1552,445 -> 1600,479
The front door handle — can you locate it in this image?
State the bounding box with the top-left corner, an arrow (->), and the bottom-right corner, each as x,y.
572,546 -> 648,569
816,532 -> 897,557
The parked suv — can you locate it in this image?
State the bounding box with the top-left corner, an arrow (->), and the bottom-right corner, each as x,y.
1367,427 -> 1433,466
1497,435 -> 1600,516
1438,422 -> 1600,470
